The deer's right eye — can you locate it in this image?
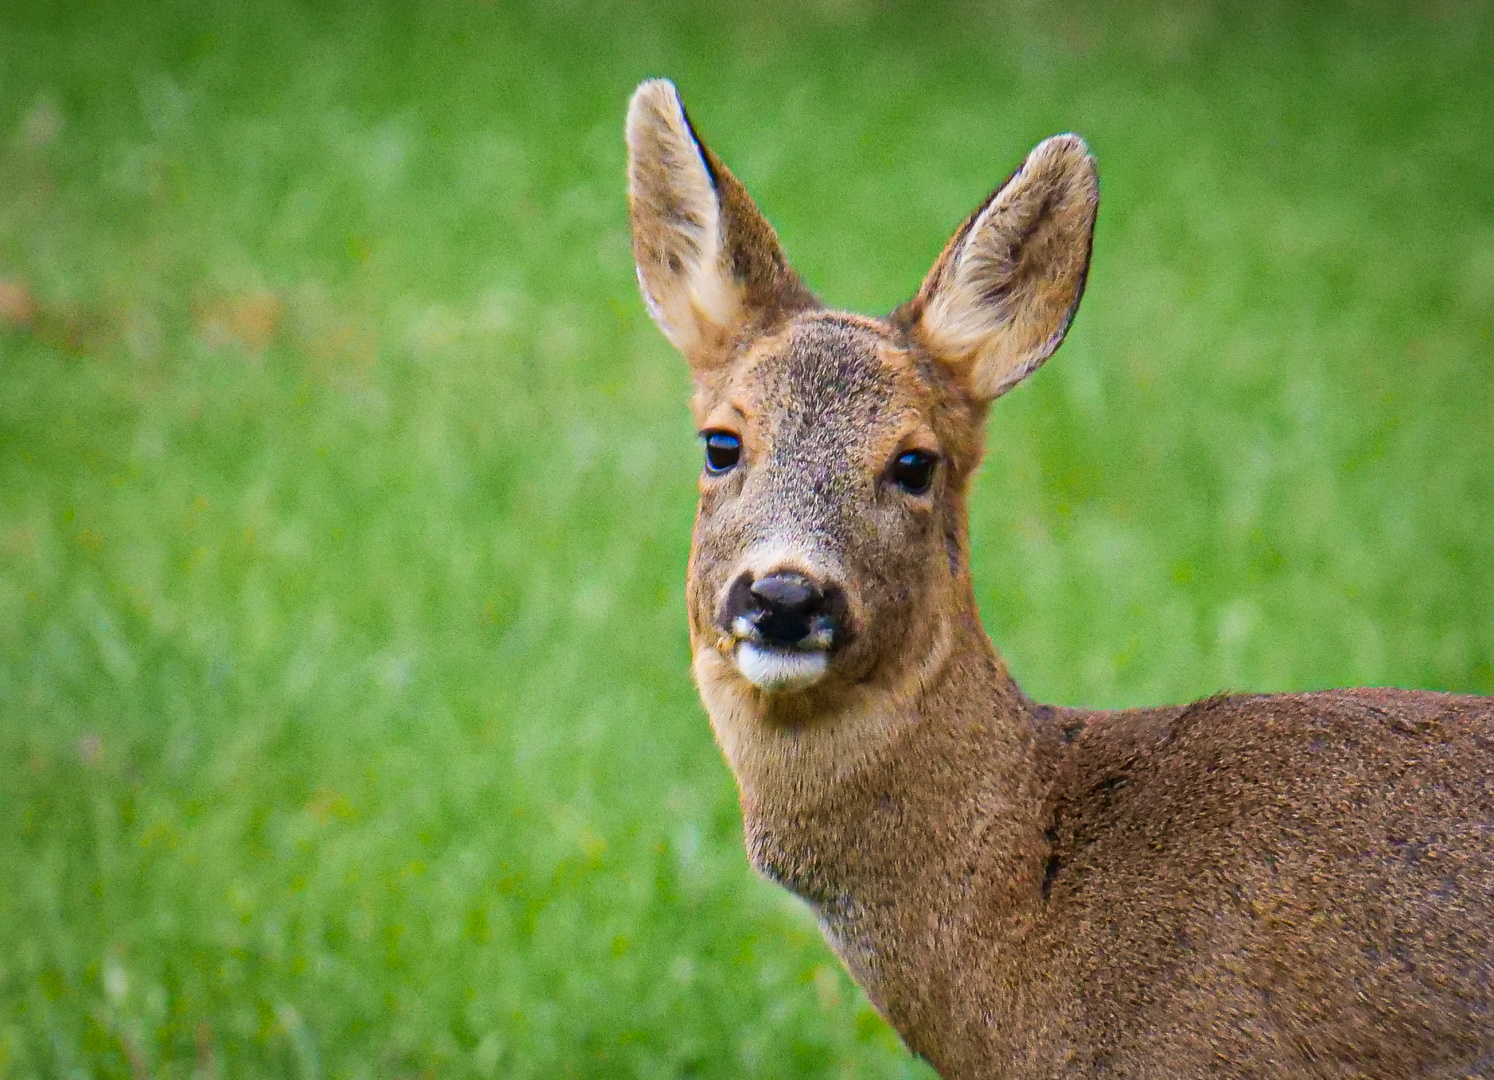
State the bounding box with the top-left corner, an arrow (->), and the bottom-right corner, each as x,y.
703,431 -> 741,474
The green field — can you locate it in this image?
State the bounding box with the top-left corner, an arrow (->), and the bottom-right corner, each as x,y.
1,0 -> 1491,1076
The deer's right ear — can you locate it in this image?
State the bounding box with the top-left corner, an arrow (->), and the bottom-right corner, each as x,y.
626,80 -> 816,373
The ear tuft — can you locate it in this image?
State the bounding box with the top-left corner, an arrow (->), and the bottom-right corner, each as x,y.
899,133 -> 1099,403
626,79 -> 815,372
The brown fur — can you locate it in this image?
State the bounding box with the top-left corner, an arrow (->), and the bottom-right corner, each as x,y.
626,79 -> 1494,1078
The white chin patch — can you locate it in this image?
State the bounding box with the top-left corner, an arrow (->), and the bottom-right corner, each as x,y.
736,642 -> 829,692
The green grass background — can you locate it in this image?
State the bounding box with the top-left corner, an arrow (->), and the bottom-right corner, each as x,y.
1,0 -> 1491,1076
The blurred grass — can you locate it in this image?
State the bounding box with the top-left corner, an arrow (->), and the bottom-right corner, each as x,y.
1,0 -> 1491,1076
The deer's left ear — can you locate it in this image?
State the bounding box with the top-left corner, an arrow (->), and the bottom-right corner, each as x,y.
897,134 -> 1099,403
626,79 -> 817,374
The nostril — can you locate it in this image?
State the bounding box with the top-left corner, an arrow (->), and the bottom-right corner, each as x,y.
723,573 -> 756,625
749,572 -> 821,614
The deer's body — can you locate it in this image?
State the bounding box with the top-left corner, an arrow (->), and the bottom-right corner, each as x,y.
625,79 -> 1494,1078
730,649 -> 1494,1076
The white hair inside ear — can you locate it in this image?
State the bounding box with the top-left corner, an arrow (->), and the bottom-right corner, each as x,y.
911,133 -> 1099,402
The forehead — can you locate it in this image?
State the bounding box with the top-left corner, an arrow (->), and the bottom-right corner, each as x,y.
727,314 -> 924,438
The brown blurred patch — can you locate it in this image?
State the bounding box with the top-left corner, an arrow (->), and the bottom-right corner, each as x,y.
308,322 -> 379,382
196,289 -> 285,354
35,301 -> 115,354
0,278 -> 35,329
0,278 -> 116,353
195,1021 -> 218,1080
2,275 -> 391,381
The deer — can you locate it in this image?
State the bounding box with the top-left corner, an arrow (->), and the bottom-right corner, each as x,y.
624,78 -> 1494,1079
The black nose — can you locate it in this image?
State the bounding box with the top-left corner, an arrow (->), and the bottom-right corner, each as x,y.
750,572 -> 819,614
723,571 -> 844,649
749,572 -> 826,647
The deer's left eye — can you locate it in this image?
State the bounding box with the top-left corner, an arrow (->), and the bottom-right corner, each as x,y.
890,450 -> 937,495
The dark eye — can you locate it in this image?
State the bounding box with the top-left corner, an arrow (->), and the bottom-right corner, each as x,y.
703,431 -> 741,474
890,450 -> 937,495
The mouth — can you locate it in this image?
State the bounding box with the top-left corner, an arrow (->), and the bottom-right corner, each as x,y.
730,615 -> 833,692
734,640 -> 830,692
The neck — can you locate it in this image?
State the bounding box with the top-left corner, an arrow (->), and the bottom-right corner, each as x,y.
695,605 -> 1051,1034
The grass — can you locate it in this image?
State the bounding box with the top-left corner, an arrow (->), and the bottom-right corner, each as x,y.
1,0 -> 1491,1076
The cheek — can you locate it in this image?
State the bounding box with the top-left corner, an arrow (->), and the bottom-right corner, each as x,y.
847,502 -> 941,613
687,499 -> 751,628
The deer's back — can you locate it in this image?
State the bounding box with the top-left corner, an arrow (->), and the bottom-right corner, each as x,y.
1032,688 -> 1494,1077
